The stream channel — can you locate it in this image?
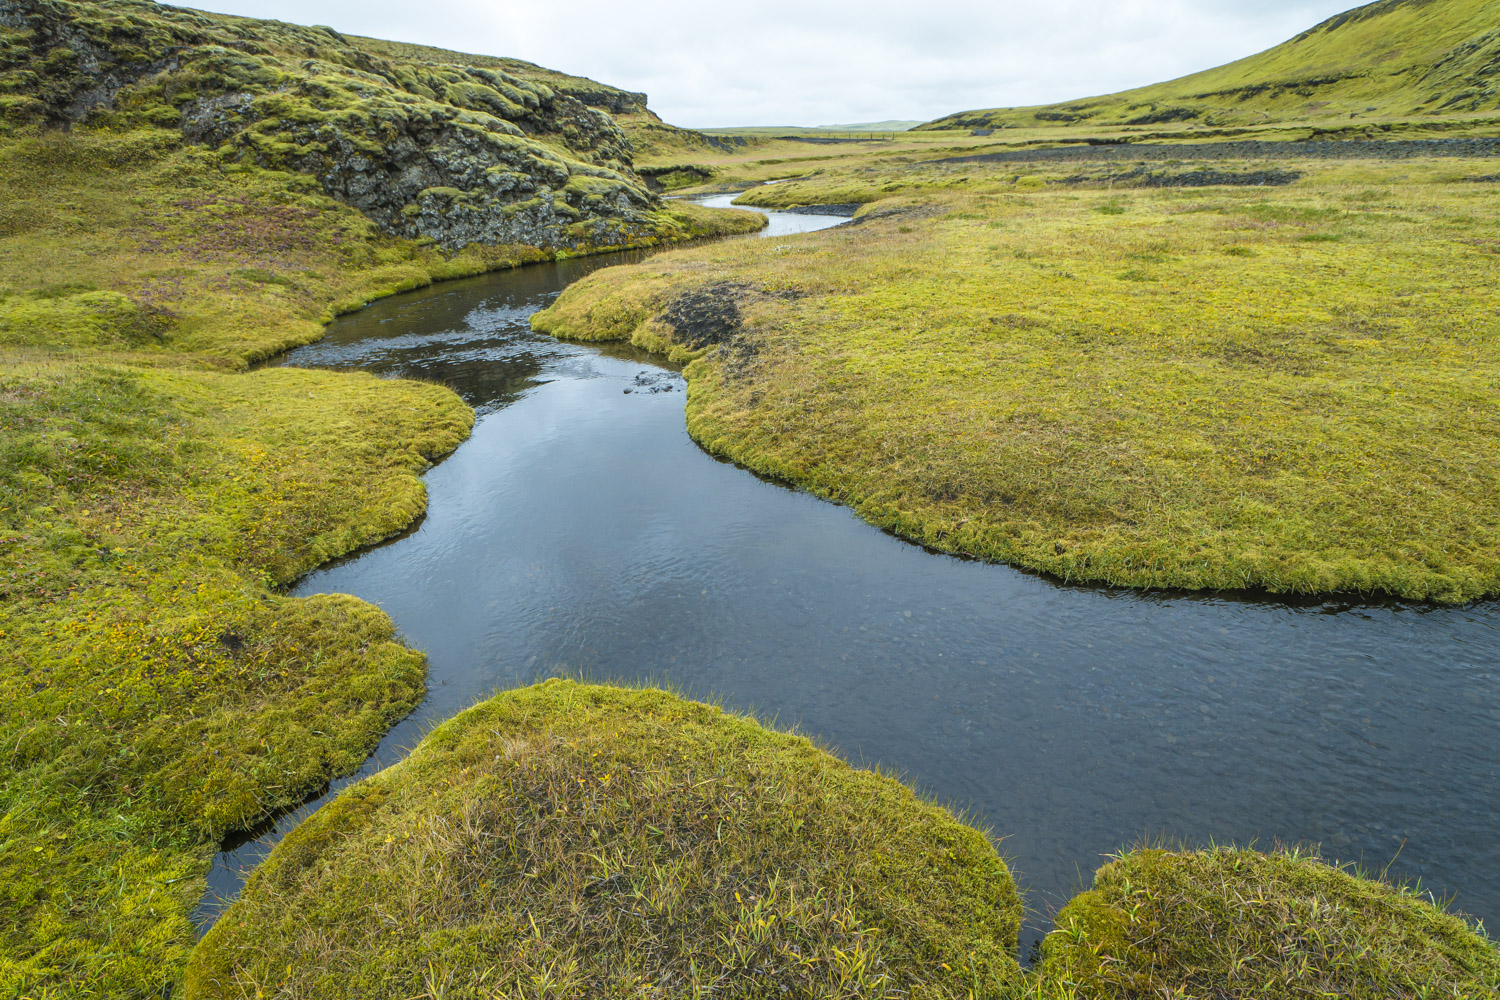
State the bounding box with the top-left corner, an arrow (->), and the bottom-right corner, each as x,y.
198,194 -> 1500,954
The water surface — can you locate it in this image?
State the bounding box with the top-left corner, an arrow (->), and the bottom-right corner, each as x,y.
200,201 -> 1500,956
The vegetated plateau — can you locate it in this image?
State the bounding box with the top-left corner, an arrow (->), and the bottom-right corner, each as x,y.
2,0 -> 1498,996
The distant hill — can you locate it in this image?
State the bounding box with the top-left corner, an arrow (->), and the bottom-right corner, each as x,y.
919,0 -> 1499,131
818,120 -> 923,131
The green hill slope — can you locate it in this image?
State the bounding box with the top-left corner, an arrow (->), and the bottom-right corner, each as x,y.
0,0 -> 675,251
920,0 -> 1499,131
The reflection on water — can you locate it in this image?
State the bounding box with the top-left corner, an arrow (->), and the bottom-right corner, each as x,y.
199,202 -> 1499,958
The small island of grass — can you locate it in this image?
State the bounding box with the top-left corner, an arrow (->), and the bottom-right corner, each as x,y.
187,681 -> 1026,999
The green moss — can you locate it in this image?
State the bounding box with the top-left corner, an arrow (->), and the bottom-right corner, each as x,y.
534,156 -> 1500,601
187,681 -> 1025,1000
1039,847 -> 1500,999
0,361 -> 472,995
184,690 -> 1500,999
0,288 -> 164,348
443,80 -> 527,120
418,185 -> 468,201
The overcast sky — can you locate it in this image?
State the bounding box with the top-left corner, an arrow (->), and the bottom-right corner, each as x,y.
191,0 -> 1364,128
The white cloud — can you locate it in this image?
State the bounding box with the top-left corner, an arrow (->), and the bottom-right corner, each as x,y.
187,0 -> 1364,127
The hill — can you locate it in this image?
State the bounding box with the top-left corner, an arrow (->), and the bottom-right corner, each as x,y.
0,0 -> 678,251
919,0 -> 1499,132
819,119 -> 923,130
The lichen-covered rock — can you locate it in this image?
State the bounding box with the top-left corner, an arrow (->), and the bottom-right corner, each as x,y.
0,0 -> 668,251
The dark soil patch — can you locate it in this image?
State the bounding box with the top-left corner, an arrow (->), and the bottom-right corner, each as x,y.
1062,167 -> 1304,188
784,203 -> 861,217
930,137 -> 1500,168
851,203 -> 944,226
660,283 -> 752,350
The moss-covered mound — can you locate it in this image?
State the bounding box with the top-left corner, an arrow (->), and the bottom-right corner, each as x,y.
188,681 -> 1024,1000
1040,847 -> 1500,999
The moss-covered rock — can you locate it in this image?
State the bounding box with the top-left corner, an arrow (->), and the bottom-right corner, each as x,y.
0,0 -> 668,251
188,681 -> 1025,1000
1040,847 -> 1500,999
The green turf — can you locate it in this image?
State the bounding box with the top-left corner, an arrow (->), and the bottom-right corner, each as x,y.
921,0 -> 1500,133
1040,846 -> 1500,998
188,686 -> 1499,999
187,681 -> 1026,1000
534,155 -> 1500,601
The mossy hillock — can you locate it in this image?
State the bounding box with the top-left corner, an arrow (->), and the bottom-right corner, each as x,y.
344,35 -> 651,118
0,0 -> 669,252
187,680 -> 1027,1000
1040,847 -> 1500,998
920,0 -> 1500,133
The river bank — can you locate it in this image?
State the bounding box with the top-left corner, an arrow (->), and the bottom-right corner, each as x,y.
537,154 -> 1500,601
175,198 -> 1499,983
0,120 -> 759,995
189,682 -> 1500,998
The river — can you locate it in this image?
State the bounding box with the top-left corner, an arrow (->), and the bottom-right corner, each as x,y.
197,195 -> 1500,955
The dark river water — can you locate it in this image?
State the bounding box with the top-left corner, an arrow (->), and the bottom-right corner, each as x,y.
198,196 -> 1500,955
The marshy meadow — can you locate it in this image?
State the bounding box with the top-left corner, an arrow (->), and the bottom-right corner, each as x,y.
1,0 -> 1498,996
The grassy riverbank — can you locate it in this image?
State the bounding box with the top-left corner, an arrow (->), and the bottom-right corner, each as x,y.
534,152 -> 1500,601
188,682 -> 1499,999
0,116 -> 759,997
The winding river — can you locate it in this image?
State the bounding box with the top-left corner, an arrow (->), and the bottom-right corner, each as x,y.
198,196 -> 1500,954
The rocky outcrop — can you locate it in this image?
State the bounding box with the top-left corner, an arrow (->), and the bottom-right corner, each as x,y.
0,0 -> 668,251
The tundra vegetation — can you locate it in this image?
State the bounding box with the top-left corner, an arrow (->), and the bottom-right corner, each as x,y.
2,0 -> 1498,996
0,1 -> 757,994
187,681 -> 1027,1000
534,153 -> 1500,601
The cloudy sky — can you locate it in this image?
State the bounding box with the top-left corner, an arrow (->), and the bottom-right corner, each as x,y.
192,0 -> 1364,128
